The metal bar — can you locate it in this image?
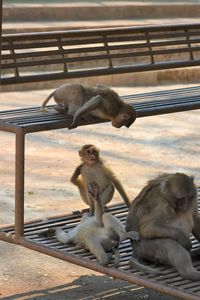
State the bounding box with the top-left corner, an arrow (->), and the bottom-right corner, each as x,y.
8,40 -> 20,77
145,31 -> 155,64
3,38 -> 200,60
15,128 -> 25,240
102,34 -> 113,68
2,23 -> 200,41
185,29 -> 195,60
3,31 -> 200,51
0,231 -> 17,244
58,37 -> 68,73
2,44 -> 200,70
2,58 -> 200,85
0,0 -> 2,84
0,121 -> 18,133
20,238 -> 200,300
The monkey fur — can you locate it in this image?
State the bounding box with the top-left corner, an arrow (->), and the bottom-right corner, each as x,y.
126,173 -> 200,281
41,182 -> 139,266
70,144 -> 131,216
41,83 -> 136,129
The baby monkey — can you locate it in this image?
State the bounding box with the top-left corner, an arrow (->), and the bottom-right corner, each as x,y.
43,182 -> 139,266
71,144 -> 131,215
41,83 -> 136,129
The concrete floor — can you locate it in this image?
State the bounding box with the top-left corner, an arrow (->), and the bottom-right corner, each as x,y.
0,83 -> 199,299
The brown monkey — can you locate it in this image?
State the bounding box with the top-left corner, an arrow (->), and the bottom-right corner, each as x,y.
125,173 -> 200,281
51,182 -> 139,266
41,83 -> 136,129
71,144 -> 131,215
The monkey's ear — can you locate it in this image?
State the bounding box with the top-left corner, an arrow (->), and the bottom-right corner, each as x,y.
79,150 -> 82,157
122,113 -> 131,120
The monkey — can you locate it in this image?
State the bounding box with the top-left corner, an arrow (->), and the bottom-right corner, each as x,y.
40,83 -> 136,129
70,144 -> 131,216
125,172 -> 200,281
42,181 -> 139,266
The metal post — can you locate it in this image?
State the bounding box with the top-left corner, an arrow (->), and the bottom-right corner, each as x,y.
0,0 -> 3,66
15,128 -> 25,240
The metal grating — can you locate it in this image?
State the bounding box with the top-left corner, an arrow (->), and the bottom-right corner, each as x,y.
1,199 -> 200,300
1,85 -> 200,134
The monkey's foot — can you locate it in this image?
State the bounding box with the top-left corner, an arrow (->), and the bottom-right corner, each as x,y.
40,108 -> 48,113
125,231 -> 140,241
113,249 -> 120,267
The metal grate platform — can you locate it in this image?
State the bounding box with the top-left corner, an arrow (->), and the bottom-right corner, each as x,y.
1,201 -> 200,300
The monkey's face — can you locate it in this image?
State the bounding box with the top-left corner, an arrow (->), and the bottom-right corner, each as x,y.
112,113 -> 133,128
165,173 -> 197,212
112,105 -> 136,128
81,146 -> 99,166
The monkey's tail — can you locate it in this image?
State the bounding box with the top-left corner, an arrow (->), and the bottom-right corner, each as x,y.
41,90 -> 55,112
129,257 -> 161,275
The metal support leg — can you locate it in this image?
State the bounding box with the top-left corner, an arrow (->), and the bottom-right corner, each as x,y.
15,128 -> 25,241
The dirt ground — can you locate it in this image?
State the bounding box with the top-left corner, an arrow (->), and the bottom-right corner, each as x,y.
0,84 -> 199,299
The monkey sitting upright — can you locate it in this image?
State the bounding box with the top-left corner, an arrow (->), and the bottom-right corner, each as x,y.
41,83 -> 136,129
48,182 -> 139,266
70,144 -> 131,216
126,173 -> 200,281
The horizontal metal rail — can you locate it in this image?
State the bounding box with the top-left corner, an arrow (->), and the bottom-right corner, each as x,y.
1,23 -> 200,85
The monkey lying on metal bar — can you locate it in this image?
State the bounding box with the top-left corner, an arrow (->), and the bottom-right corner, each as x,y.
40,182 -> 139,266
41,83 -> 136,129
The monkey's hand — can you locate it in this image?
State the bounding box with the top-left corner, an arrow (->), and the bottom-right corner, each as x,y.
68,121 -> 79,130
88,181 -> 100,201
125,231 -> 140,241
70,164 -> 83,183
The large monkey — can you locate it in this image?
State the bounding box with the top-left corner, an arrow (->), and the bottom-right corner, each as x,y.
71,144 -> 131,215
41,83 -> 136,129
126,173 -> 200,281
43,182 -> 139,266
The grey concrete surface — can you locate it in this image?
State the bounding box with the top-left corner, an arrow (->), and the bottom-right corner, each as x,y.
0,83 -> 199,299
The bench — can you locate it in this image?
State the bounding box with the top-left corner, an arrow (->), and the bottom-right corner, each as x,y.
1,23 -> 200,300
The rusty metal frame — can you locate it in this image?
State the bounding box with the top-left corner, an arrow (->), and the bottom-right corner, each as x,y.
1,2 -> 200,297
15,128 -> 25,240
1,86 -> 200,300
0,201 -> 200,300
